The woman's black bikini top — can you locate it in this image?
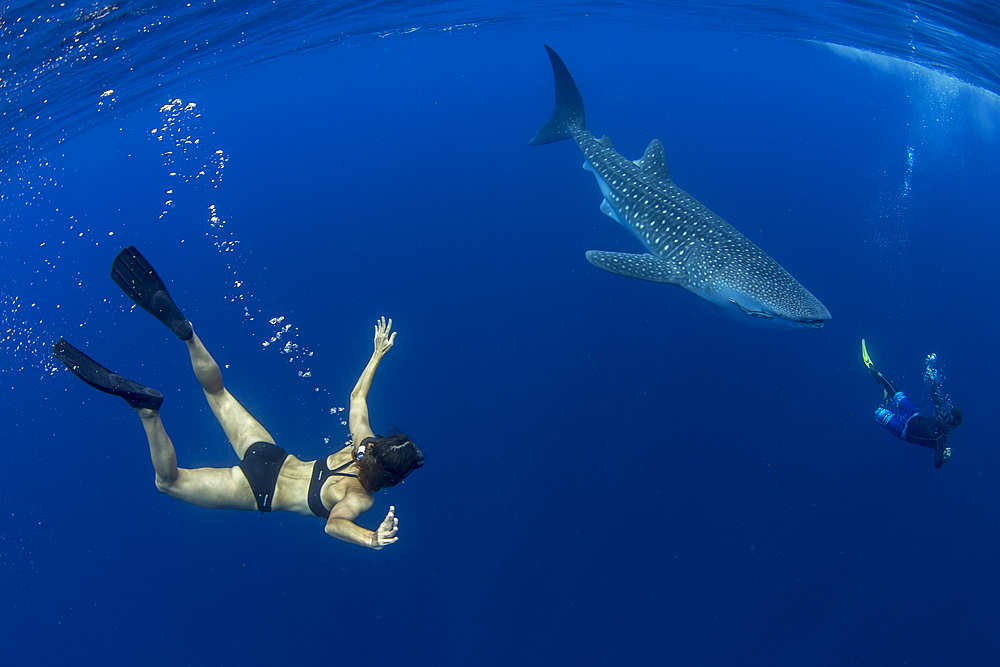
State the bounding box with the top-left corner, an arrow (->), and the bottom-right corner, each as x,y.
307,456 -> 358,519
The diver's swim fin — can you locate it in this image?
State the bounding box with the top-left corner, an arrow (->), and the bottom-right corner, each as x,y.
861,338 -> 898,396
861,339 -> 874,372
53,338 -> 164,410
110,246 -> 193,340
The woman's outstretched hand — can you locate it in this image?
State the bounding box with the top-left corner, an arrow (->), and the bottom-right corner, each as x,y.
372,505 -> 399,549
374,317 -> 396,356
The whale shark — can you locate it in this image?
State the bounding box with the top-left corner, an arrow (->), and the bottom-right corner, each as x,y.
530,46 -> 831,328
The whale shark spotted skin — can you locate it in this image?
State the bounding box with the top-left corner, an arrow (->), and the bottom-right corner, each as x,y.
530,46 -> 831,328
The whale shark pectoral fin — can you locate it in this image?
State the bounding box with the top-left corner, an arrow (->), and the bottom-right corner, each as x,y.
585,251 -> 684,284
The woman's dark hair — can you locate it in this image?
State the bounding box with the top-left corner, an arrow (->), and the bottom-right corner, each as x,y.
357,433 -> 424,493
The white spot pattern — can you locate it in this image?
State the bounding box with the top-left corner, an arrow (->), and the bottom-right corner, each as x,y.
568,124 -> 830,324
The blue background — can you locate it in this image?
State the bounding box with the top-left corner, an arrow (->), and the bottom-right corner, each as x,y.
2,6 -> 998,666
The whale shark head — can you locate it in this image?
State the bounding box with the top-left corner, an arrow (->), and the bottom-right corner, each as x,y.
706,248 -> 832,328
722,289 -> 831,328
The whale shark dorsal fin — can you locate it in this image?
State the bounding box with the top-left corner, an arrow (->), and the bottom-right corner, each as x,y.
634,139 -> 671,182
597,135 -> 613,150
585,251 -> 683,284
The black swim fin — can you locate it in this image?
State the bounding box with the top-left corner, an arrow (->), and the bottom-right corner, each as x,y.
53,338 -> 164,410
110,246 -> 193,340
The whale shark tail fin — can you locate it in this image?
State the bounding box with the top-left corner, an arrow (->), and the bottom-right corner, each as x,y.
529,45 -> 586,146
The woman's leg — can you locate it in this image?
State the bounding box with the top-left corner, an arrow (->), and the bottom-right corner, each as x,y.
52,337 -> 255,509
185,328 -> 275,460
137,407 -> 256,510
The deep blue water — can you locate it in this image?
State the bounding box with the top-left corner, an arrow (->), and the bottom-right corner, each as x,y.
2,2 -> 999,666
